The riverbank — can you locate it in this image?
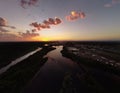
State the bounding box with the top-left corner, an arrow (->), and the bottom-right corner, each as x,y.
22,46 -> 106,93
0,46 -> 56,93
61,46 -> 120,93
61,46 -> 120,76
0,42 -> 45,69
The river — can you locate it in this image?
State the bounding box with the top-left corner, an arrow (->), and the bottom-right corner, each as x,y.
23,46 -> 120,93
23,46 -> 84,93
0,45 -> 119,93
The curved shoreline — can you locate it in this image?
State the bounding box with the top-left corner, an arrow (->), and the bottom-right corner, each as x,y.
0,46 -> 56,93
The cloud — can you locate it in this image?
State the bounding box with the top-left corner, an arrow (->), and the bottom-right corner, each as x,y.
28,0 -> 38,5
0,30 -> 40,41
55,17 -> 62,24
0,17 -> 7,26
31,29 -> 37,32
0,17 -> 39,41
112,0 -> 120,4
104,0 -> 120,7
19,30 -> 39,39
20,0 -> 39,8
66,10 -> 86,21
30,17 -> 62,31
0,31 -> 21,41
0,27 -> 9,32
8,26 -> 16,29
0,17 -> 16,32
104,4 -> 112,8
48,18 -> 55,25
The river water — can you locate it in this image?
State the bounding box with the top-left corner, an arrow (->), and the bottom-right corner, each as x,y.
43,46 -> 81,73
0,45 -> 119,93
23,46 -> 120,93
23,46 -> 83,93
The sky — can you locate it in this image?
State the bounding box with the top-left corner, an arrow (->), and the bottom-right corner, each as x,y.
0,0 -> 120,41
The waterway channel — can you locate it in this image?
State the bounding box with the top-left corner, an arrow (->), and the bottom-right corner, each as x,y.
23,46 -> 83,93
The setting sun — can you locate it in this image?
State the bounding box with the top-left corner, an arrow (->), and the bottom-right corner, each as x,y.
42,38 -> 49,41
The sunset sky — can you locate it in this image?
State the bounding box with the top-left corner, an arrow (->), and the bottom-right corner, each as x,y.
0,0 -> 120,41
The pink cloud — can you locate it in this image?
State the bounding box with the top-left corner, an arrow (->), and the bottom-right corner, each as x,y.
104,0 -> 120,8
66,10 -> 86,21
30,17 -> 62,31
0,17 -> 16,32
0,17 -> 7,26
104,4 -> 112,8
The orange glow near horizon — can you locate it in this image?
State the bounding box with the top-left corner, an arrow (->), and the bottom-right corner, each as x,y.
42,38 -> 50,41
31,36 -> 42,41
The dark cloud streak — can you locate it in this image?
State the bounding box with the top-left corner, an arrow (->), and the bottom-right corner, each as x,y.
0,17 -> 16,32
20,0 -> 39,8
30,17 -> 62,31
19,30 -> 39,39
0,17 -> 7,26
